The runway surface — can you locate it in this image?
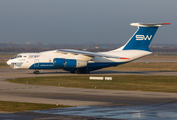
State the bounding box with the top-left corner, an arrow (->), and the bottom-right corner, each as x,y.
1,68 -> 177,119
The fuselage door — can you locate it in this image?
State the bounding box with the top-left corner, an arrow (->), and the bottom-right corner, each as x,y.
34,59 -> 39,67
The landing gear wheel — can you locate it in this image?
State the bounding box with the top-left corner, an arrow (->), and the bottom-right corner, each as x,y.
75,70 -> 81,74
70,71 -> 75,74
74,70 -> 90,74
33,71 -> 40,74
84,70 -> 90,74
74,70 -> 81,74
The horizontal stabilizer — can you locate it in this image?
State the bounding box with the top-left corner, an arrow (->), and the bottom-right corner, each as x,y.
130,23 -> 171,27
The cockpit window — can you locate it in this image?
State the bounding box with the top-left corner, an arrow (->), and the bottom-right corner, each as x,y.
16,55 -> 22,58
11,55 -> 22,59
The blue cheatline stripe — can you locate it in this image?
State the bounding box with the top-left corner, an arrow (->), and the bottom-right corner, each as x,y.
123,27 -> 158,51
29,63 -> 58,69
29,62 -> 127,71
64,62 -> 125,72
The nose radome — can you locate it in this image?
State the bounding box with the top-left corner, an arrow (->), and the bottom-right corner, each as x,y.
6,60 -> 11,65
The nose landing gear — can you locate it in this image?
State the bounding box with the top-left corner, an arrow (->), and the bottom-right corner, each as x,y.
33,71 -> 40,74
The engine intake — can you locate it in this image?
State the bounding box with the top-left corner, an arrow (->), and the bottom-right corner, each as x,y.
53,58 -> 87,68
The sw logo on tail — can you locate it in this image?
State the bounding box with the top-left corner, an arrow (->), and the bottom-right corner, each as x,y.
136,35 -> 152,40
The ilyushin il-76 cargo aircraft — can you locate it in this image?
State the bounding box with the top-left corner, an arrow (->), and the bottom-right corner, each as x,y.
7,23 -> 170,74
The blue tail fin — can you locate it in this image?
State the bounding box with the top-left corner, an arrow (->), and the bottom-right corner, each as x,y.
122,23 -> 170,51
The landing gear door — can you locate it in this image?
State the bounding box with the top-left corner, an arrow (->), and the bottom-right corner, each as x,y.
34,59 -> 39,67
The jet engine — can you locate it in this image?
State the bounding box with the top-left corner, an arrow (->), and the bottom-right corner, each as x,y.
53,58 -> 87,68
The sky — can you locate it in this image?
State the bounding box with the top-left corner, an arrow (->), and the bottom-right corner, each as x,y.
0,0 -> 176,45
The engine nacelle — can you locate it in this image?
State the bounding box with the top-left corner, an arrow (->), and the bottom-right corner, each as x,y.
53,58 -> 87,68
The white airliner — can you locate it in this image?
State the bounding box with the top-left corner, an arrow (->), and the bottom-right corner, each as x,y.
7,23 -> 170,74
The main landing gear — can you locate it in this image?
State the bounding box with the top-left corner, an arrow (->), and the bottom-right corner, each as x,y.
70,70 -> 90,74
33,70 -> 40,74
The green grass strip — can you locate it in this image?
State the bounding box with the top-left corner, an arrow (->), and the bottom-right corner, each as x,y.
0,101 -> 72,112
8,75 -> 177,93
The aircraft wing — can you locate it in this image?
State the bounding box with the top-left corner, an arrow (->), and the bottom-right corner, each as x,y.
57,49 -> 128,59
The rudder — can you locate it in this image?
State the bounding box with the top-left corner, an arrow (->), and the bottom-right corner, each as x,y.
120,23 -> 171,51
123,26 -> 158,51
